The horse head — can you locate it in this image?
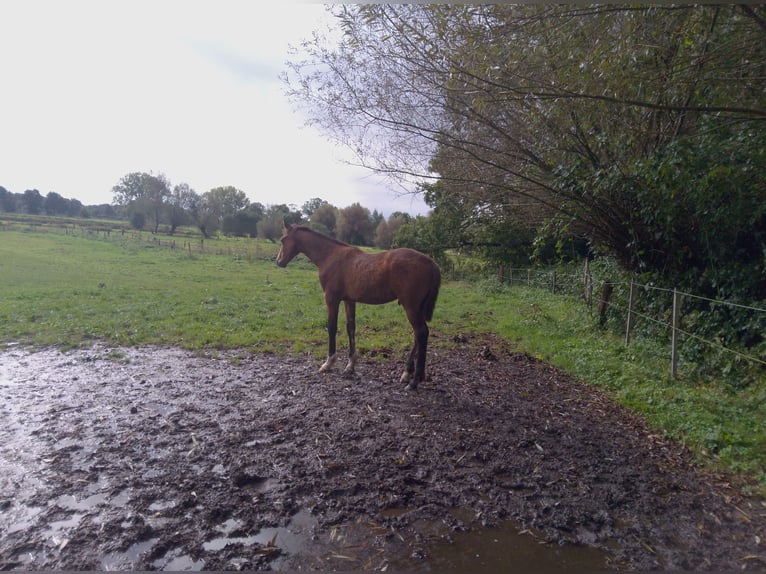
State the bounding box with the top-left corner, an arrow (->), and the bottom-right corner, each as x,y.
276,220 -> 300,267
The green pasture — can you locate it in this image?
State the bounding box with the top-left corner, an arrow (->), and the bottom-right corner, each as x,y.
1,226 -> 764,493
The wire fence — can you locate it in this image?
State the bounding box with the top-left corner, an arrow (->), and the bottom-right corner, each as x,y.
497,262 -> 766,380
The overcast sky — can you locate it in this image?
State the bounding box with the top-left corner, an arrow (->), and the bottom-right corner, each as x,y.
0,1 -> 430,216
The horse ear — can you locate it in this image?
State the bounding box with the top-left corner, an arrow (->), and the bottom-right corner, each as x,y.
283,218 -> 290,230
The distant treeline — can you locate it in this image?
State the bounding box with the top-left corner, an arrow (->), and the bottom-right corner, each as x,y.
0,186 -> 118,220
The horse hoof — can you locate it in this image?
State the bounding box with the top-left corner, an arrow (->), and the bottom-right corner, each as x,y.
404,382 -> 418,391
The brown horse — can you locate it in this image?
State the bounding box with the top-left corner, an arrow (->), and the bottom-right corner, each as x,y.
276,222 -> 440,390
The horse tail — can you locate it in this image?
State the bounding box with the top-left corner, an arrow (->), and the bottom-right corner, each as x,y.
422,261 -> 441,323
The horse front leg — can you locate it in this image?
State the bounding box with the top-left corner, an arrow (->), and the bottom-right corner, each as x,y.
320,298 -> 340,373
344,301 -> 357,375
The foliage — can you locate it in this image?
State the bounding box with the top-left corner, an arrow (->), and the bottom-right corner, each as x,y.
374,212 -> 410,249
336,202 -> 374,245
392,215 -> 448,267
285,4 -> 765,299
309,203 -> 339,237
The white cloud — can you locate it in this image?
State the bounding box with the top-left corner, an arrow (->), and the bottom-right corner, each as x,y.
0,1 -> 429,216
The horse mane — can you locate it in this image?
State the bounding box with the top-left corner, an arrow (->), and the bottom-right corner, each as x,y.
294,225 -> 352,248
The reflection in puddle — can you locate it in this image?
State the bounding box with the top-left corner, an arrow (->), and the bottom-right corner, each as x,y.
203,508 -> 317,556
101,537 -> 159,570
56,492 -> 110,511
414,518 -> 609,572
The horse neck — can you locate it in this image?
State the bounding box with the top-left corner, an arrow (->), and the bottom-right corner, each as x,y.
296,229 -> 343,267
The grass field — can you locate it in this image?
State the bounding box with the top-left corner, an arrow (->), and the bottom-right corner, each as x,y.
1,223 -> 764,493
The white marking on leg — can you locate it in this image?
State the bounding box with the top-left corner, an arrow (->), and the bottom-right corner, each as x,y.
319,354 -> 337,373
400,370 -> 411,385
343,354 -> 356,375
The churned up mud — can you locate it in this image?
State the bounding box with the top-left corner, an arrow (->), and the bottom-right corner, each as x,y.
1,334 -> 764,571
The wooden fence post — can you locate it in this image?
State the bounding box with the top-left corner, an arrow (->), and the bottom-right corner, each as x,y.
625,279 -> 636,345
671,288 -> 681,378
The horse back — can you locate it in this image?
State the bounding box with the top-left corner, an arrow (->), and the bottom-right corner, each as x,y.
321,247 -> 438,315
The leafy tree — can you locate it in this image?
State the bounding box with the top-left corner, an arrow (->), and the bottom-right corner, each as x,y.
336,202 -> 374,245
286,5 -> 766,279
205,186 -> 249,225
374,212 -> 411,249
301,197 -> 328,218
22,189 -> 44,214
112,172 -> 171,233
184,191 -> 218,238
0,186 -> 16,212
257,204 -> 302,241
309,202 -> 338,237
392,215 -> 447,266
44,192 -> 69,216
167,183 -> 196,235
65,198 -> 83,218
223,203 -> 264,237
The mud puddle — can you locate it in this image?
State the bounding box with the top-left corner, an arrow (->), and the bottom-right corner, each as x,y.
1,337 -> 765,570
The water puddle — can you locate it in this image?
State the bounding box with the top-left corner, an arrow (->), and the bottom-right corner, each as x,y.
413,518 -> 609,572
101,537 -> 159,570
56,492 -> 110,512
198,506 -> 611,572
203,508 -> 317,556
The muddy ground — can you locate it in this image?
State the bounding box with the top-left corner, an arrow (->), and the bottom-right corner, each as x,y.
1,333 -> 765,571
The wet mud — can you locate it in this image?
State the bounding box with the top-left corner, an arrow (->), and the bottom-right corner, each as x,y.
1,334 -> 765,571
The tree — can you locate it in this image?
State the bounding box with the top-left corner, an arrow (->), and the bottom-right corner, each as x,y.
257,204 -> 302,241
44,192 -> 69,216
392,215 -> 448,266
0,186 -> 16,212
286,5 -> 766,278
336,203 -> 374,245
309,202 -> 338,237
374,212 -> 410,249
205,186 -> 250,225
223,203 -> 264,237
22,189 -> 44,214
301,197 -> 328,218
65,198 -> 83,218
184,190 -> 218,238
167,183 -> 196,235
112,172 -> 171,233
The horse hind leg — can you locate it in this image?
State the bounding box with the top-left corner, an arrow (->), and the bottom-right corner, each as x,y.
343,301 -> 357,375
400,342 -> 417,387
402,320 -> 429,391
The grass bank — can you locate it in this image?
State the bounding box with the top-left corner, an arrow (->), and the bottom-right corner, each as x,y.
1,227 -> 763,493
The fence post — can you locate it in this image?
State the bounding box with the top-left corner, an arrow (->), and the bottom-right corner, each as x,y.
625,279 -> 636,345
527,269 -> 531,286
670,288 -> 681,378
584,259 -> 592,308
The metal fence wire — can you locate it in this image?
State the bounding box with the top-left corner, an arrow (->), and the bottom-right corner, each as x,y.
499,262 -> 766,380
